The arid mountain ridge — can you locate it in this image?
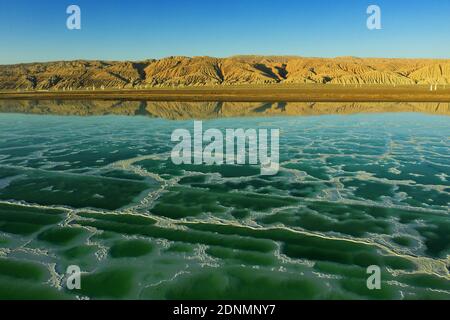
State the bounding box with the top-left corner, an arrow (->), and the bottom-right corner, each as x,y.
1,56 -> 450,90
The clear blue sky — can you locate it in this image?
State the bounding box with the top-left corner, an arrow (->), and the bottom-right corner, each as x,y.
1,0 -> 449,64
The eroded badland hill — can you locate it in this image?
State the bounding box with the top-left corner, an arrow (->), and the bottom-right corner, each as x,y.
2,56 -> 450,90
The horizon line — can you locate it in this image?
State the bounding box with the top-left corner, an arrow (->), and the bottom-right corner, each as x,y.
2,54 -> 450,66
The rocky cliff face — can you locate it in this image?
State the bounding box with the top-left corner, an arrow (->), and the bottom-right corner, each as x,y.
1,56 -> 450,90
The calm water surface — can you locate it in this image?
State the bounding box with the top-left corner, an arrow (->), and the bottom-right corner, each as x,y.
0,101 -> 449,299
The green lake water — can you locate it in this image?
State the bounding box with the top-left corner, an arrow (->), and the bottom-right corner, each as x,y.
0,103 -> 449,300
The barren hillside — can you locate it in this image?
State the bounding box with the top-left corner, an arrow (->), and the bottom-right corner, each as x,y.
1,56 -> 450,90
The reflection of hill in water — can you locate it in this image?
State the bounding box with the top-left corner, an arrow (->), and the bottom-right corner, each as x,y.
0,100 -> 449,119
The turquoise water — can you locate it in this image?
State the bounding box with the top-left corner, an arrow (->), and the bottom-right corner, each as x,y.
0,110 -> 449,299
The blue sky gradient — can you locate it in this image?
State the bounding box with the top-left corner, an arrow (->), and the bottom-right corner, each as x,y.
1,0 -> 449,64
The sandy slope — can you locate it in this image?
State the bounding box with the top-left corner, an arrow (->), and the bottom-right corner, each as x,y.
2,56 -> 450,90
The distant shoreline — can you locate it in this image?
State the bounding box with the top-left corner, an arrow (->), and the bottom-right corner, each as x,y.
1,86 -> 450,102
